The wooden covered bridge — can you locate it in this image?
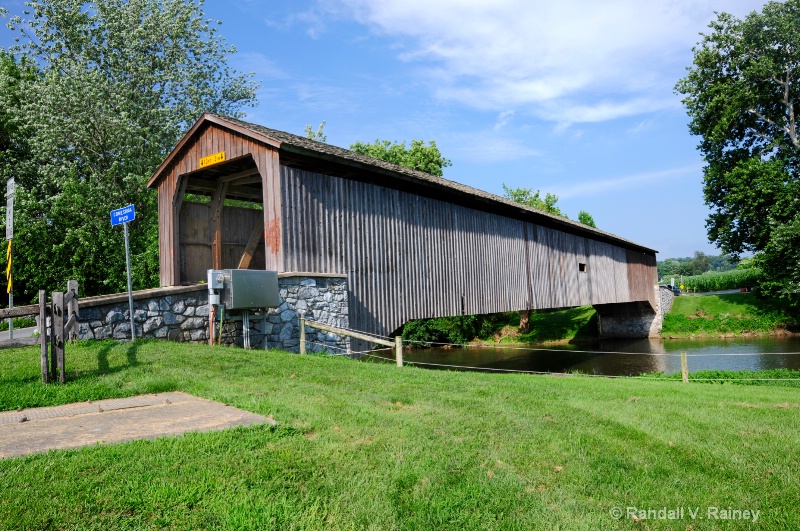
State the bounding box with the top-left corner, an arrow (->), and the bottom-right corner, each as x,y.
147,114 -> 659,342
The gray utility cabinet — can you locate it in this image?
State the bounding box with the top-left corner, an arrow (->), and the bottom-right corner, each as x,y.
214,269 -> 280,309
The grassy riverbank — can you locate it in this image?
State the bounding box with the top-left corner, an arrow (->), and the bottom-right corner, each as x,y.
2,341 -> 799,529
476,306 -> 598,345
661,293 -> 799,338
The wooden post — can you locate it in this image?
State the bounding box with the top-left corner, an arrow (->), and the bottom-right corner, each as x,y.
39,290 -> 49,384
209,181 -> 229,270
680,351 -> 689,383
66,279 -> 78,342
49,298 -> 57,383
52,291 -> 65,383
395,336 -> 403,367
299,313 -> 306,354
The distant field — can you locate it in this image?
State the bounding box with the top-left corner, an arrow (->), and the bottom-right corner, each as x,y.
663,293 -> 798,337
1,341 -> 799,529
676,268 -> 762,293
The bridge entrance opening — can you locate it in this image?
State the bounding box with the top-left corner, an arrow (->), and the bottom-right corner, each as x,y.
175,155 -> 266,284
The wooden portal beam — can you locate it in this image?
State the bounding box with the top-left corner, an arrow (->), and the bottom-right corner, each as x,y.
229,176 -> 262,186
209,181 -> 230,269
220,167 -> 260,183
185,181 -> 261,200
237,224 -> 263,269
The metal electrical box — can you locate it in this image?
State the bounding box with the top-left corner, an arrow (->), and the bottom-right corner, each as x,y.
211,269 -> 280,309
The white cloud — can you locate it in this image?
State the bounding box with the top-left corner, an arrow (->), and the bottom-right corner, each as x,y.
494,110 -> 514,131
550,165 -> 700,199
232,52 -> 290,80
448,131 -> 541,163
330,0 -> 766,124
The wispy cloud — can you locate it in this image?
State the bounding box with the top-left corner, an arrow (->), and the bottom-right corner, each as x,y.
448,131 -> 541,163
331,0 -> 765,124
494,110 -> 514,131
551,165 -> 701,199
232,52 -> 290,80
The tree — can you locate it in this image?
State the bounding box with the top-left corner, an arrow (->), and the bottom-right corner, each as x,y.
350,139 -> 451,176
501,184 -> 566,218
0,51 -> 35,182
690,251 -> 712,275
2,0 -> 258,300
676,0 -> 800,305
304,121 -> 327,142
578,210 -> 596,228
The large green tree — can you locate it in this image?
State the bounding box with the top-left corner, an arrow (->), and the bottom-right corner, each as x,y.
0,50 -> 35,182
350,139 -> 451,176
2,0 -> 258,300
676,0 -> 800,305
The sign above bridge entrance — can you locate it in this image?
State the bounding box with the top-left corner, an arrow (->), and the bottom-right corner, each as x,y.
200,151 -> 226,168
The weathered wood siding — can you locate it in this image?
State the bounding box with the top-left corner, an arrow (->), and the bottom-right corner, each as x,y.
280,167 -> 657,338
179,202 -> 266,283
156,122 -> 281,285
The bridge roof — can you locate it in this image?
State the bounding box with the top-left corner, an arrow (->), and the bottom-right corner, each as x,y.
149,113 -> 657,255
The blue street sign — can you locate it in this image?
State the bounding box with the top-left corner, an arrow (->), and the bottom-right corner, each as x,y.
110,204 -> 136,226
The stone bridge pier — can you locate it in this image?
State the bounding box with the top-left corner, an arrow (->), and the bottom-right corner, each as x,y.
593,286 -> 675,339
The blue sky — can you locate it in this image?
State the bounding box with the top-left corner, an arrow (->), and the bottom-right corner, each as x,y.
2,0 -> 768,259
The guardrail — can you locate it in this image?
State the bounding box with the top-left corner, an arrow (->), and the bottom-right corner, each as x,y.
298,313 -> 404,367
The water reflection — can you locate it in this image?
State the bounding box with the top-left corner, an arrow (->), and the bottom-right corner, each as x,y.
400,337 -> 800,376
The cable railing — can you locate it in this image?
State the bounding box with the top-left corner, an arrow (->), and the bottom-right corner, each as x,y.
299,317 -> 800,384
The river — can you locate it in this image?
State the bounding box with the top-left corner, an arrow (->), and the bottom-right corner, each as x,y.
397,337 -> 800,376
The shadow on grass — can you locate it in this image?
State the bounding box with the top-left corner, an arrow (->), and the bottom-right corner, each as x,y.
70,340 -> 144,381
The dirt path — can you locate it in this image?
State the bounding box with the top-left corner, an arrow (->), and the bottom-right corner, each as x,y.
0,392 -> 275,459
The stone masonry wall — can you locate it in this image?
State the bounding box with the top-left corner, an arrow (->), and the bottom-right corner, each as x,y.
218,275 -> 349,353
595,285 -> 674,339
658,285 -> 675,317
75,274 -> 350,353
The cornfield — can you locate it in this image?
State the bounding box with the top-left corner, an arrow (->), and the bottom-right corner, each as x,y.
677,268 -> 762,293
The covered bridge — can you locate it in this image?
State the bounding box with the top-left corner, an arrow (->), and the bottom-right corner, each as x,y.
147,114 -> 660,343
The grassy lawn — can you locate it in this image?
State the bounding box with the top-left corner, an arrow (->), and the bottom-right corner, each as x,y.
1,341 -> 799,529
663,293 -> 799,337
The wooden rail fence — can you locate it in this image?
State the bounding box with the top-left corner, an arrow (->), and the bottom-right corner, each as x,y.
298,314 -> 404,367
0,280 -> 79,383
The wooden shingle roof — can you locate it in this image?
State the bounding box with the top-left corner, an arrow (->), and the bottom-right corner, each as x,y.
148,113 -> 657,254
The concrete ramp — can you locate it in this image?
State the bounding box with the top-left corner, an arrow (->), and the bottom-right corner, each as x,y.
0,392 -> 275,458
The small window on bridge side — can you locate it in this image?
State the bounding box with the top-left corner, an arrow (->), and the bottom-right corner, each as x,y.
579,263 -> 587,273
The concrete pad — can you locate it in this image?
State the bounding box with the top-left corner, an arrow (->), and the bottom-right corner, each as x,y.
0,392 -> 275,459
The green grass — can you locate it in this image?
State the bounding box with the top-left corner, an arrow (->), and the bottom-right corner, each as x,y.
640,368 -> 800,387
663,293 -> 799,337
2,340 -> 799,529
516,306 -> 597,344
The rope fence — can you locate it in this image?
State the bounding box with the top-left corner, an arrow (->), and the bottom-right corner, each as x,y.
362,352 -> 800,383
401,338 -> 800,356
293,317 -> 800,384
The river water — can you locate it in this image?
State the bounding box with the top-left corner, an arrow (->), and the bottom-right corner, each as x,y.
398,337 -> 800,376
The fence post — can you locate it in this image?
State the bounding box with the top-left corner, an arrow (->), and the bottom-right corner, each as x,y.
299,312 -> 306,354
395,336 -> 403,367
52,291 -> 65,383
67,279 -> 78,342
680,351 -> 689,383
39,290 -> 49,384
